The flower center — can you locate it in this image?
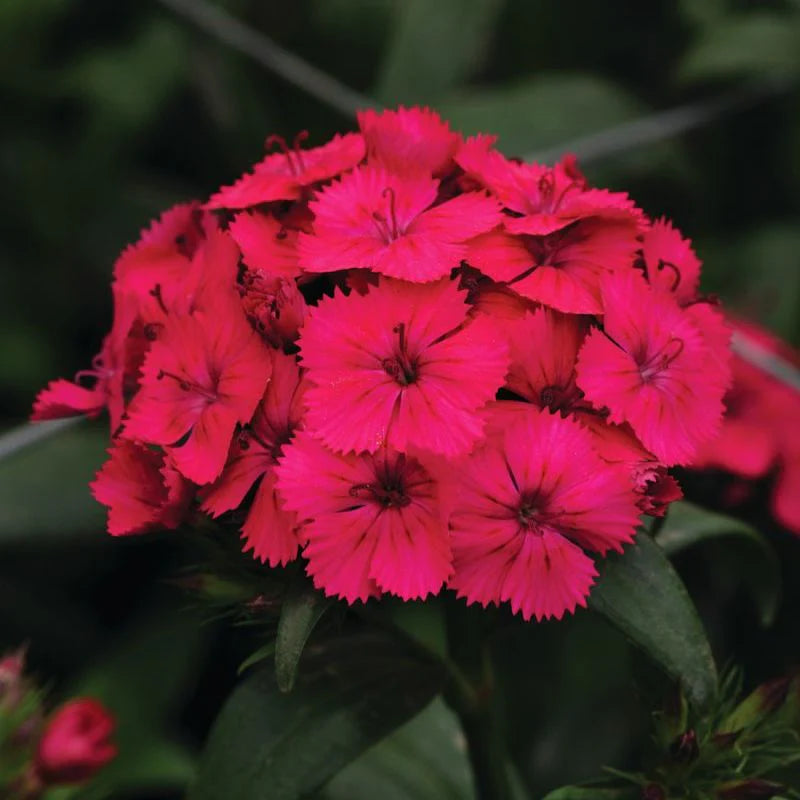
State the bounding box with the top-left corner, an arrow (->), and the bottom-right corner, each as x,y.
157,369 -> 218,402
371,187 -> 401,243
637,337 -> 684,382
540,383 -> 582,413
349,481 -> 411,508
516,492 -> 556,532
382,322 -> 418,385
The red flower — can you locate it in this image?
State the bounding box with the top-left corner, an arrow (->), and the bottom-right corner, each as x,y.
90,441 -> 192,536
358,106 -> 462,176
504,307 -> 588,413
445,404 -> 640,621
206,132 -> 365,209
228,211 -> 301,279
641,217 -> 702,305
275,433 -> 451,601
575,272 -> 729,465
298,165 -> 501,281
202,351 -> 308,566
298,277 -> 509,457
35,699 -> 117,785
123,292 -> 271,484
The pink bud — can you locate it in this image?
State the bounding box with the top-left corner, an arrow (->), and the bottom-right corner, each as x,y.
35,698 -> 117,785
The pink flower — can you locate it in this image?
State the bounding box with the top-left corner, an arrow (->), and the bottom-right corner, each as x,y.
466,217 -> 642,314
90,441 -> 192,536
122,292 -> 271,484
445,404 -> 640,621
202,351 -> 307,566
228,211 -> 301,279
358,106 -> 461,176
206,132 -> 365,209
275,433 -> 451,601
640,217 -> 701,305
35,699 -> 117,785
575,272 -> 729,465
298,165 -> 501,281
298,276 -> 509,457
504,307 -> 589,412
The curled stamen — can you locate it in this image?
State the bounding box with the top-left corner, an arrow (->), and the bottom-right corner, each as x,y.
157,369 -> 218,401
538,171 -> 555,198
639,337 -> 685,380
657,259 -> 682,292
292,130 -> 309,170
382,322 -> 417,385
266,133 -> 300,176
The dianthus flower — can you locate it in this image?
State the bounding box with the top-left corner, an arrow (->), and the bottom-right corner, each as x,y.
206,131 -> 365,209
122,290 -> 271,484
576,271 -> 729,465
202,351 -> 307,566
446,404 -> 640,621
298,165 -> 501,281
91,441 -> 192,535
357,106 -> 461,176
275,433 -> 451,601
298,276 -> 509,456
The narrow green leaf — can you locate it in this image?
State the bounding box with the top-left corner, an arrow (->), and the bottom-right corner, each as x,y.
375,0 -> 502,105
589,533 -> 717,710
190,630 -> 443,800
274,580 -> 331,692
656,501 -> 781,626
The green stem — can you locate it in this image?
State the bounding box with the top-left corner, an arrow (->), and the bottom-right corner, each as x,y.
444,601 -> 513,800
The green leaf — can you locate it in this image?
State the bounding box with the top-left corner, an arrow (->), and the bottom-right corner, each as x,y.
0,422 -> 106,541
274,580 -> 331,692
589,533 -> 717,710
375,0 -> 503,105
439,73 -> 643,156
656,501 -> 781,627
322,697 -> 473,800
190,630 -> 443,800
679,13 -> 800,83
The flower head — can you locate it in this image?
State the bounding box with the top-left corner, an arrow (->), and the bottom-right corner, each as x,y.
298,165 -> 501,281
275,433 -> 451,601
298,276 -> 509,457
206,132 -> 365,209
122,292 -> 271,484
575,272 -> 730,465
445,404 -> 640,620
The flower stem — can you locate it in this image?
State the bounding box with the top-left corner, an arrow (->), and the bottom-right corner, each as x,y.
444,601 -> 513,800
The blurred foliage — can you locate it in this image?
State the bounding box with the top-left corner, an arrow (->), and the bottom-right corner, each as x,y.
2,0 -> 800,798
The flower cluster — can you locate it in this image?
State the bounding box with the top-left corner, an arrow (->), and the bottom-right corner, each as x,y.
692,318 -> 800,534
32,107 -> 731,621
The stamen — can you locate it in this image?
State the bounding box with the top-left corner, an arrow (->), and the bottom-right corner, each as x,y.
266,133 -> 299,176
292,130 -> 309,171
639,337 -> 685,381
382,322 -> 417,385
381,187 -> 399,239
157,369 -> 218,401
275,226 -> 289,241
657,259 -> 682,292
150,284 -> 168,315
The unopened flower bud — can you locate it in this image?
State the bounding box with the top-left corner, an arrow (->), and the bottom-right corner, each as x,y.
642,783 -> 667,800
35,698 -> 117,785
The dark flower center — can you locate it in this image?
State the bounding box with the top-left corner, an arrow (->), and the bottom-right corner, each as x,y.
382,322 -> 418,385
